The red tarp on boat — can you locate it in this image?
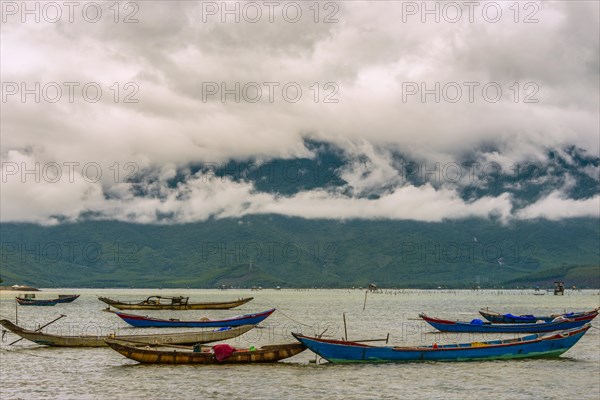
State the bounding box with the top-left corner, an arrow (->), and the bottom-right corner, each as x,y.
213,344 -> 236,361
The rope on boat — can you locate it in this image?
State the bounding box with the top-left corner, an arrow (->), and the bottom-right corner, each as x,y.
276,310 -> 313,327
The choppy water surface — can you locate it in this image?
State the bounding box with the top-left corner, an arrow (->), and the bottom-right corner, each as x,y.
0,289 -> 598,399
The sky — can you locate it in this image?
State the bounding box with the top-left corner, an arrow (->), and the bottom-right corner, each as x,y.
1,0 -> 599,224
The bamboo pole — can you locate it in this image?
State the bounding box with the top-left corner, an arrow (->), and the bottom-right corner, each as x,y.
9,314 -> 66,345
351,337 -> 389,343
111,339 -> 195,350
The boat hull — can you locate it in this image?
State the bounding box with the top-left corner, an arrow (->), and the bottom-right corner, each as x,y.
0,319 -> 255,347
15,299 -> 57,306
105,340 -> 306,364
292,326 -> 590,363
98,296 -> 253,310
479,310 -> 548,323
15,295 -> 79,306
114,309 -> 276,328
479,309 -> 598,324
420,312 -> 597,333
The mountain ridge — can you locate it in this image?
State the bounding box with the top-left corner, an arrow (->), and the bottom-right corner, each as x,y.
1,217 -> 598,288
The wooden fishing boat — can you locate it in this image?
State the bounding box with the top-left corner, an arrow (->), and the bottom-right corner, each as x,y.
0,319 -> 256,347
292,325 -> 590,363
98,296 -> 253,310
15,294 -> 80,306
105,339 -> 306,364
113,308 -> 276,328
419,311 -> 597,333
479,308 -> 599,324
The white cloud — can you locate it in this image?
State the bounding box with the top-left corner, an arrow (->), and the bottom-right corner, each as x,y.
257,185 -> 513,222
1,1 -> 598,224
0,151 -> 105,224
1,149 -> 515,224
517,192 -> 600,220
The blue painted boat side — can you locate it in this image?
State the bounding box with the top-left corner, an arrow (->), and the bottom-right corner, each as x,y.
423,318 -> 590,333
293,327 -> 589,363
479,309 -> 599,324
16,300 -> 59,306
16,295 -> 79,306
483,314 -> 547,324
117,309 -> 275,328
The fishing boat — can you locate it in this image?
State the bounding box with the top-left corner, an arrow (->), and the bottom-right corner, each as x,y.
292,325 -> 590,363
15,294 -> 80,306
98,296 -> 253,310
419,311 -> 597,333
113,308 -> 276,328
479,308 -> 599,324
0,319 -> 255,347
105,339 -> 306,364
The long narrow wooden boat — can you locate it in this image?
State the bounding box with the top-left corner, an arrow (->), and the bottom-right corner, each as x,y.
0,319 -> 255,347
15,294 -> 80,306
98,296 -> 253,310
105,339 -> 306,364
479,308 -> 599,324
419,311 -> 597,333
114,308 -> 276,328
292,325 -> 590,363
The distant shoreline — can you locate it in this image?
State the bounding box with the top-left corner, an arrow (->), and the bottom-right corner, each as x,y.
0,285 -> 40,292
2,287 -> 598,291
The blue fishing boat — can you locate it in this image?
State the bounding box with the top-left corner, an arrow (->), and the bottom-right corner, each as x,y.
15,294 -> 80,306
419,311 -> 597,333
292,325 -> 590,363
479,308 -> 598,324
113,308 -> 276,328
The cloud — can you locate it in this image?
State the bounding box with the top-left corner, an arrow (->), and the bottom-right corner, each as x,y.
517,192 -> 600,220
4,145 -> 598,224
1,1 -> 598,224
0,151 -> 105,225
257,185 -> 513,222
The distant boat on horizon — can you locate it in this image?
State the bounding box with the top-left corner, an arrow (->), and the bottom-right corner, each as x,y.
15,294 -> 79,306
98,295 -> 253,310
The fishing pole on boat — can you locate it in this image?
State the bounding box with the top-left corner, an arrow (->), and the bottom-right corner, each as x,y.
350,333 -> 390,344
341,312 -> 390,343
9,314 -> 66,346
113,338 -> 198,350
343,312 -> 348,340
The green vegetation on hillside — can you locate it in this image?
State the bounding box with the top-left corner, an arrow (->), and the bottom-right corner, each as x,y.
0,217 -> 598,288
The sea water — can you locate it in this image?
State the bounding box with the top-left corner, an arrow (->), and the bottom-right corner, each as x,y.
0,288 -> 598,400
